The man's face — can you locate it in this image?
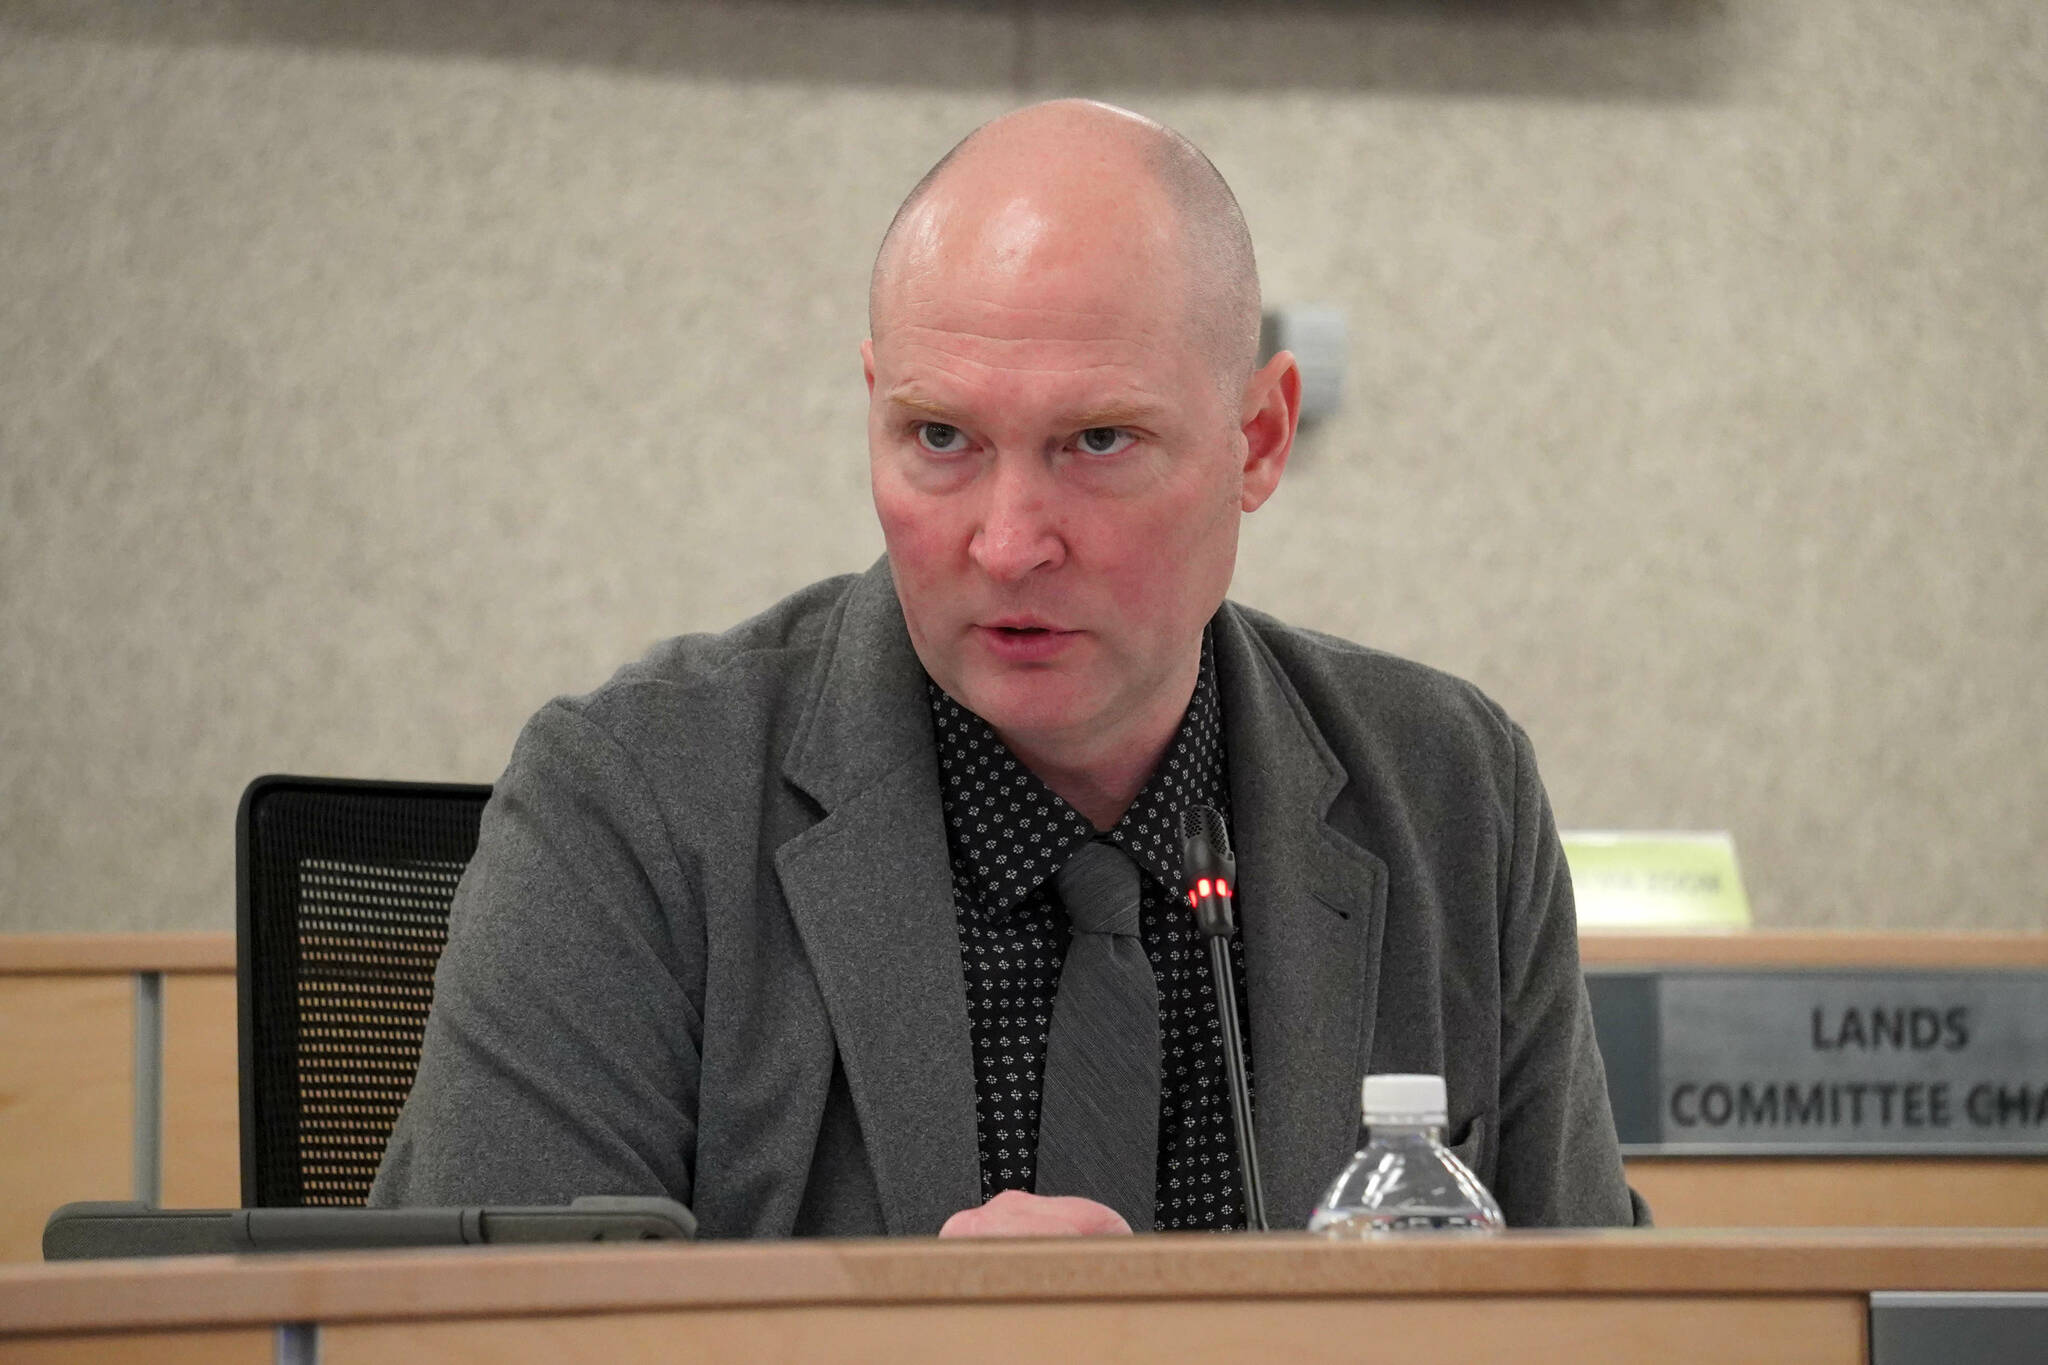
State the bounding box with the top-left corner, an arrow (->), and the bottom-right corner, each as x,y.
865,198 -> 1271,764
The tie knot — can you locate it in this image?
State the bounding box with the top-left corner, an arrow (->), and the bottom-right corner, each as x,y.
1055,840 -> 1142,937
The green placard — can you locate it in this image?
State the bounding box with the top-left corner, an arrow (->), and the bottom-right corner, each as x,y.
1561,831 -> 1752,929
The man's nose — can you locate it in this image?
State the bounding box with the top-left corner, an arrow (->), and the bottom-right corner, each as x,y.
969,458 -> 1064,583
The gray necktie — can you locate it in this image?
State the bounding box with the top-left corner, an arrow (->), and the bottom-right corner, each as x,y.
1034,839 -> 1159,1232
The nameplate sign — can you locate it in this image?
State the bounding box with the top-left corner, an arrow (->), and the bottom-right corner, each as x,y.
1587,970 -> 2048,1155
1562,831 -> 1752,930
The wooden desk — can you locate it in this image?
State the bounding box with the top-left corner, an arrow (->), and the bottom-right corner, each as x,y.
4,932 -> 2045,1264
1577,932 -> 2048,971
0,935 -> 238,1262
5,1231 -> 2048,1364
1581,933 -> 2048,1229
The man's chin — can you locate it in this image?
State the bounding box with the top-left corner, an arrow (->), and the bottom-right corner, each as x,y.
950,675 -> 1096,750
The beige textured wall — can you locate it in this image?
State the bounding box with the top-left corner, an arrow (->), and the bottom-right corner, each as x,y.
2,1 -> 2043,933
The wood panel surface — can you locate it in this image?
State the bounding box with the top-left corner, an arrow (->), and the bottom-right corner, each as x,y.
0,977 -> 131,1263
323,1294 -> 1863,1365
0,936 -> 234,975
0,1328 -> 268,1364
6,1231 -> 2048,1336
6,931 -> 2048,1275
161,974 -> 239,1210
5,931 -> 2044,975
1579,932 -> 2048,968
1628,1156 -> 2048,1229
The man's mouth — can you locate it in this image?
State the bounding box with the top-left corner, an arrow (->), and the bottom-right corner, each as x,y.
983,616 -> 1066,634
975,620 -> 1078,658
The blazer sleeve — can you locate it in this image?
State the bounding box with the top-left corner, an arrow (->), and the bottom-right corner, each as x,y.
369,698 -> 705,1211
1491,721 -> 1651,1227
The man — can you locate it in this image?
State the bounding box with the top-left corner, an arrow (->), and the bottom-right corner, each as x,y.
372,100 -> 1641,1236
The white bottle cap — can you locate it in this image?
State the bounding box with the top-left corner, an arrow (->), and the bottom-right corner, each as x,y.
1361,1073 -> 1448,1124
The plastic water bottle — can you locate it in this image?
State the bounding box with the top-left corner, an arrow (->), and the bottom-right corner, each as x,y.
1309,1073 -> 1505,1235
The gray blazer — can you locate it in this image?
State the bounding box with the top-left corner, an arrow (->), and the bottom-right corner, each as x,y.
372,561 -> 1642,1233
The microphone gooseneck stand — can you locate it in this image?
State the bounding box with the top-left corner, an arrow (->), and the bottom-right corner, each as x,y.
1179,805 -> 1269,1232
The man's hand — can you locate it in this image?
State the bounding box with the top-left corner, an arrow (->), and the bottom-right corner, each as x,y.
939,1189 -> 1133,1238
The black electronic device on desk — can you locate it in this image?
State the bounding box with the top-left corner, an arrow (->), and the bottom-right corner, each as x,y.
43,1195 -> 696,1260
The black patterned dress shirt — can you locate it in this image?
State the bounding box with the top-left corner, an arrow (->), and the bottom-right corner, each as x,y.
927,632 -> 1253,1231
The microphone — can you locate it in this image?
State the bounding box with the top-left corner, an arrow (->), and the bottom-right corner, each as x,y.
1180,805 -> 1268,1232
1181,804 -> 1236,936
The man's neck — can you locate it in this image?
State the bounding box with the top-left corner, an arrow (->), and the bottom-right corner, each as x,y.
1005,734 -> 1171,832
996,659 -> 1202,832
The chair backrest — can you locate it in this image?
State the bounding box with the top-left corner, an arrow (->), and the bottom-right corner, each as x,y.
236,775 -> 491,1207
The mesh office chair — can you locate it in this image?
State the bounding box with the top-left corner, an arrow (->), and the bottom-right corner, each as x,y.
237,775 -> 491,1207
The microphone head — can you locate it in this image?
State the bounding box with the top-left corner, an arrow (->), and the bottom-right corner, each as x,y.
1179,804 -> 1231,861
1179,804 -> 1236,935
1178,804 -> 1235,881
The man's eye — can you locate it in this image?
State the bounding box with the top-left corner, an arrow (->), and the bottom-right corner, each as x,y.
916,422 -> 968,454
1076,427 -> 1135,456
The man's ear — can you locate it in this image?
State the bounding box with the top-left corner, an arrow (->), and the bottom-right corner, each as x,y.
862,338 -> 877,397
1238,350 -> 1301,512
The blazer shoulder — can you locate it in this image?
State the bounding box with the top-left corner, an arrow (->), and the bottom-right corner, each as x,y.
560,574 -> 860,724
1226,601 -> 1522,762
488,575 -> 867,805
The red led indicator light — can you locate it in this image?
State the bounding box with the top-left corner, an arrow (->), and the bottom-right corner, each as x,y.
1197,878 -> 1212,898
1186,890 -> 1199,909
1217,878 -> 1232,898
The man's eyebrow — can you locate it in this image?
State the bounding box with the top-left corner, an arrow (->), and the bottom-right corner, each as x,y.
1065,403 -> 1168,429
882,390 -> 1169,430
882,392 -> 958,419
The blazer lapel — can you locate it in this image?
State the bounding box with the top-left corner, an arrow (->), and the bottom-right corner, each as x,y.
774,563 -> 982,1234
1214,605 -> 1388,1230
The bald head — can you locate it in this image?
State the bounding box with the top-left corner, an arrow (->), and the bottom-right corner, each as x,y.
869,101 -> 1262,398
